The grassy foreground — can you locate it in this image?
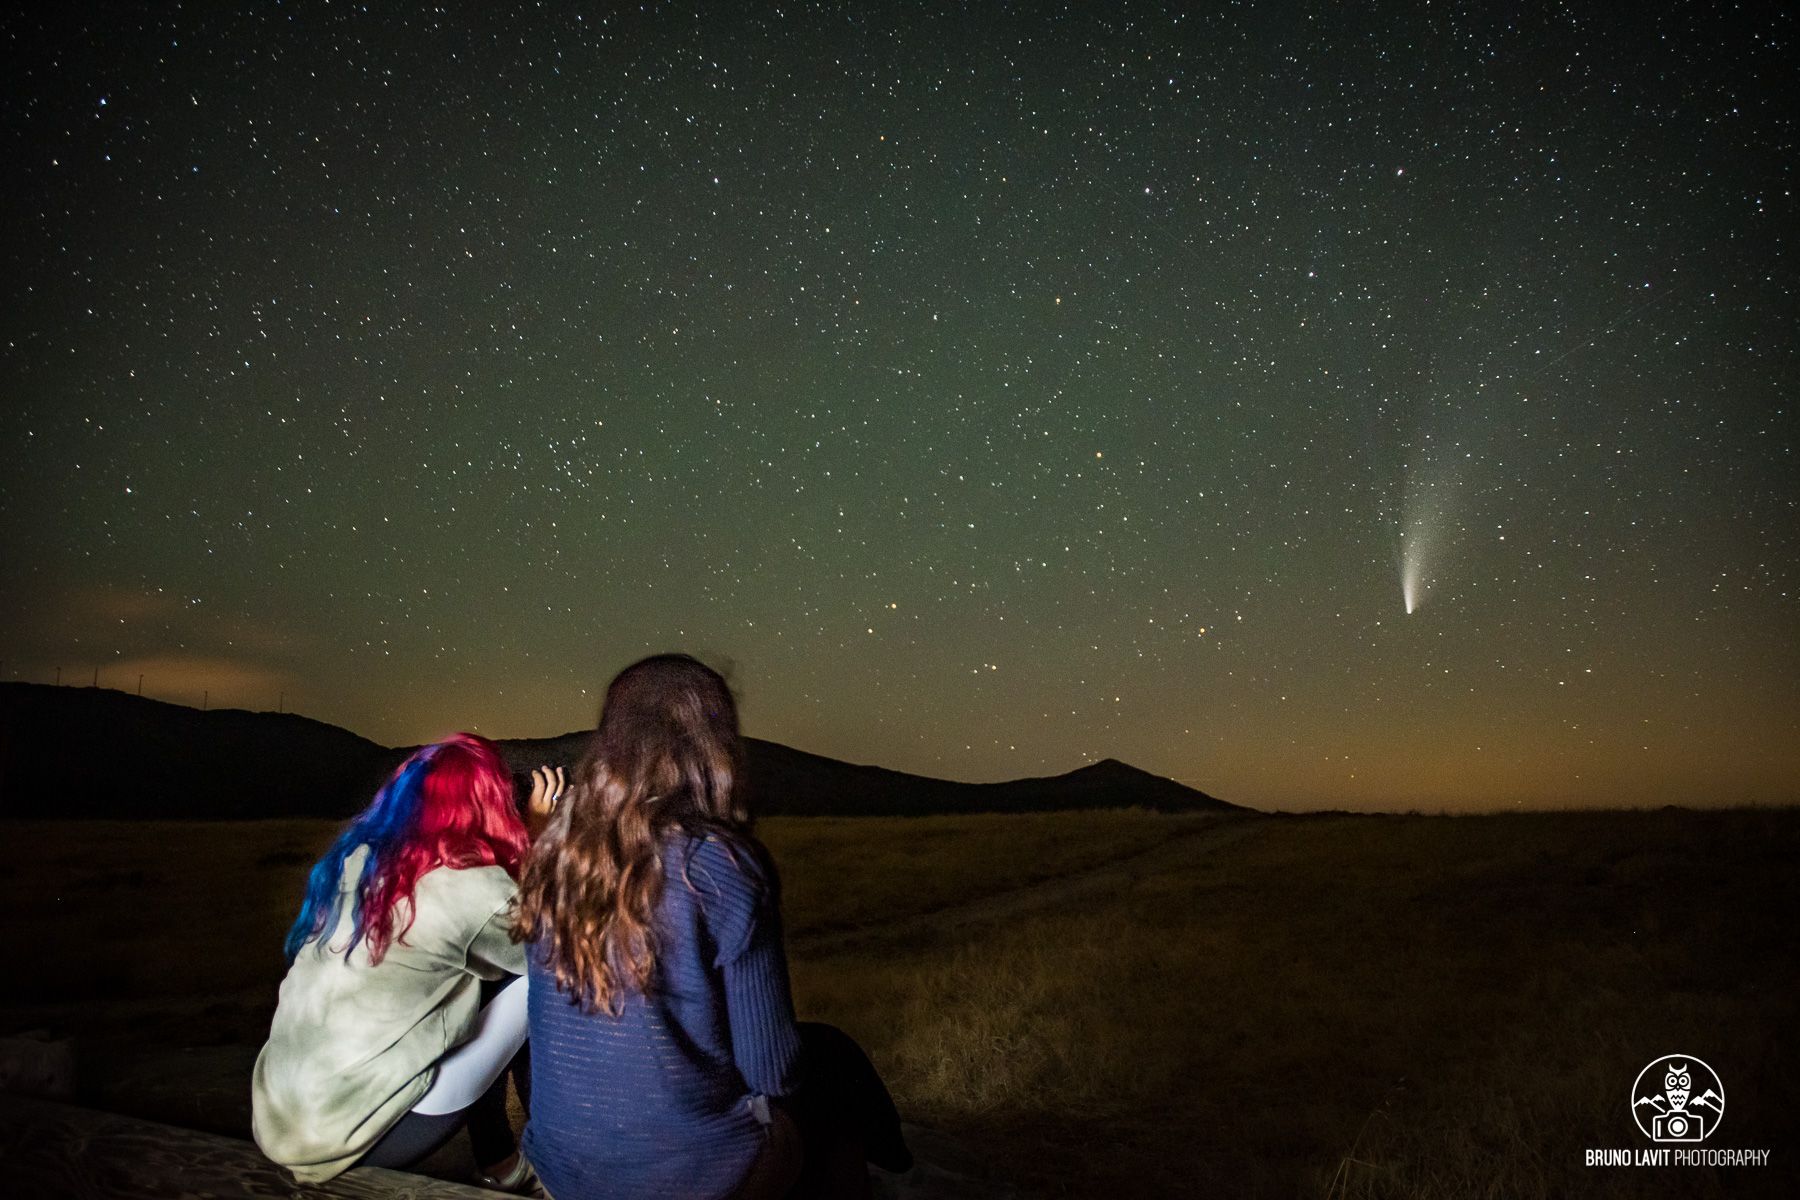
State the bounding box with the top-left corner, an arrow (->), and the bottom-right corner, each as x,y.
5,807 -> 1797,1197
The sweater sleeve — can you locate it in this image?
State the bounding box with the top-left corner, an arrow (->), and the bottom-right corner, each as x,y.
721,911 -> 804,1098
466,892 -> 528,979
686,836 -> 804,1097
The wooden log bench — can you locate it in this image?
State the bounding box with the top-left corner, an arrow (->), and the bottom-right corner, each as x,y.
0,1092 -> 506,1199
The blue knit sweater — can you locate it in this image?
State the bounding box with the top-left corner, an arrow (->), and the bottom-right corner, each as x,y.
522,832 -> 804,1200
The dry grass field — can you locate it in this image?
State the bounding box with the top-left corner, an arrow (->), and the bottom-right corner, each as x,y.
4,806 -> 1796,1197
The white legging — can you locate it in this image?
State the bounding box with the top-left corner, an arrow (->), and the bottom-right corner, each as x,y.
412,973 -> 530,1116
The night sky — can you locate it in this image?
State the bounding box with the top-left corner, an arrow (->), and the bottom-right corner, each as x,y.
3,4 -> 1794,811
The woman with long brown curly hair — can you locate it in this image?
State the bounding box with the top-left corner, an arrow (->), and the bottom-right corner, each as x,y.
513,654 -> 908,1200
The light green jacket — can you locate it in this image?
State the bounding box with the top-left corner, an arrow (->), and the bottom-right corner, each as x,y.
251,845 -> 526,1182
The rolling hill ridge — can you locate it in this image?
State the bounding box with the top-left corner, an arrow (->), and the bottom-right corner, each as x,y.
0,682 -> 1242,819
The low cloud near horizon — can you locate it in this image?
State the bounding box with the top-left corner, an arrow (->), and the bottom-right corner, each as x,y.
94,653 -> 294,712
6,583 -> 301,711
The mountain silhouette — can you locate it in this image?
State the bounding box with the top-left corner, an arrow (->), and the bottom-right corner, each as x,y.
0,682 -> 1241,819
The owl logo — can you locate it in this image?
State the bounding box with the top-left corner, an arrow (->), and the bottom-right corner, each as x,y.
1631,1054 -> 1724,1142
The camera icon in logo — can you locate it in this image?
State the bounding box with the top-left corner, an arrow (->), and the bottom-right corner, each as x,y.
1632,1054 -> 1723,1143
1651,1110 -> 1706,1142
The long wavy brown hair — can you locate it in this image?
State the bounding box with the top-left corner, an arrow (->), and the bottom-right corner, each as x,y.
513,653 -> 760,1014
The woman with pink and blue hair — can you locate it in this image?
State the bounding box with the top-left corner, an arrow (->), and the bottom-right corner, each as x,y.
252,732 -> 560,1192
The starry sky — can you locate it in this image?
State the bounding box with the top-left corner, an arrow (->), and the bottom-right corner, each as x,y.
3,3 -> 1794,812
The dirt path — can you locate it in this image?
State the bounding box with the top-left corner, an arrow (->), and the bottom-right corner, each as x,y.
791,814 -> 1269,959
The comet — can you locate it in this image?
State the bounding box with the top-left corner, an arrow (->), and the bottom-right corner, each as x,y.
1399,447 -> 1457,615
1400,522 -> 1431,614
1401,543 -> 1423,615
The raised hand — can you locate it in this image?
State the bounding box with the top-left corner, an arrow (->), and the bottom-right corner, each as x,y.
528,764 -> 567,818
